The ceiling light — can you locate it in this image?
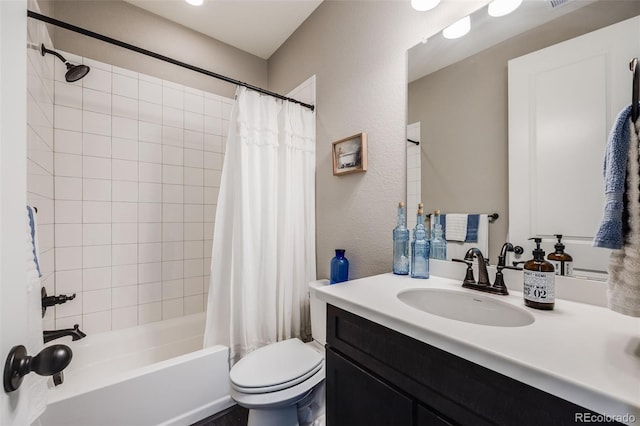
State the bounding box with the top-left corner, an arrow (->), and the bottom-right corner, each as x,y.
488,0 -> 523,17
442,16 -> 471,39
411,0 -> 440,12
184,0 -> 203,6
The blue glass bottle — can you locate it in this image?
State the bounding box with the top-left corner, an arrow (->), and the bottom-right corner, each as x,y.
330,249 -> 349,284
411,207 -> 430,279
393,202 -> 410,275
430,210 -> 447,260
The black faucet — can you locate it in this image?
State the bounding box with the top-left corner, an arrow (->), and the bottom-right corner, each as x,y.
453,244 -> 522,295
43,324 -> 86,344
41,287 -> 76,318
463,248 -> 491,286
491,243 -> 523,295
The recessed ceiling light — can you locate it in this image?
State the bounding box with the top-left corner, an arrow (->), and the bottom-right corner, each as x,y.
442,16 -> 471,39
411,0 -> 440,12
488,0 -> 523,17
185,0 -> 203,6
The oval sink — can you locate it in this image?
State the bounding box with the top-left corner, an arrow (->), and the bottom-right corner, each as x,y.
397,288 -> 535,327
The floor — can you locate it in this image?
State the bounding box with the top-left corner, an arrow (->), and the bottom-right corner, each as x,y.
192,405 -> 249,426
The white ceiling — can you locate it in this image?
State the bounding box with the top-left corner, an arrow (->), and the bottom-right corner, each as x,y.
408,0 -> 596,82
124,0 -> 323,60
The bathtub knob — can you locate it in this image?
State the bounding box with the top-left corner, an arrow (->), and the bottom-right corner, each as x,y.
3,344 -> 72,392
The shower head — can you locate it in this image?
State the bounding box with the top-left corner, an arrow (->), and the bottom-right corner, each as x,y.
40,44 -> 90,82
65,64 -> 90,82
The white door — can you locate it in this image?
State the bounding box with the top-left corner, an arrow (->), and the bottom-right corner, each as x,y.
508,15 -> 640,277
1,0 -> 31,424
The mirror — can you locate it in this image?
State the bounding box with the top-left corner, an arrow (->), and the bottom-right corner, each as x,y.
407,0 -> 640,278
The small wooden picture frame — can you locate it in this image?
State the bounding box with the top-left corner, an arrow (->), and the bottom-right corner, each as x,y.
332,132 -> 368,176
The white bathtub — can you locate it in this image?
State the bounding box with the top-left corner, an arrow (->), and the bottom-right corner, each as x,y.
39,313 -> 233,426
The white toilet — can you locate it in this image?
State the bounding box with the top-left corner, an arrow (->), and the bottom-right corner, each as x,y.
229,280 -> 328,426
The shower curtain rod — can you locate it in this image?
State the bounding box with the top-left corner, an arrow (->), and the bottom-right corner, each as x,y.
27,10 -> 315,112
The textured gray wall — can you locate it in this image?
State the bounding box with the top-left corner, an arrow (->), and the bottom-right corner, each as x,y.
407,0 -> 640,262
49,0 -> 267,98
268,1 -> 487,279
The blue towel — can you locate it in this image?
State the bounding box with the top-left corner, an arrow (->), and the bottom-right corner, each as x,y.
465,214 -> 479,243
593,105 -> 634,249
26,206 -> 42,278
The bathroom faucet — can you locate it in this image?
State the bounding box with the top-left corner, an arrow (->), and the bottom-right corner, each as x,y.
453,245 -> 522,295
43,324 -> 86,344
463,247 -> 491,286
491,243 -> 523,295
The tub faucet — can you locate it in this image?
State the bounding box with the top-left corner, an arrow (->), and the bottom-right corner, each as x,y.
43,324 -> 86,344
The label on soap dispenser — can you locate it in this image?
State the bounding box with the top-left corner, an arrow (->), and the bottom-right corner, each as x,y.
552,261 -> 573,276
523,270 -> 555,303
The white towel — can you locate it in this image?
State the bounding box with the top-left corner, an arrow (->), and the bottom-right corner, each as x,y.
607,119 -> 640,317
446,215 -> 489,261
25,207 -> 47,423
445,214 -> 468,242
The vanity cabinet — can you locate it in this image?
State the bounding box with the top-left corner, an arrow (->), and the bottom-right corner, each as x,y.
326,304 -> 614,426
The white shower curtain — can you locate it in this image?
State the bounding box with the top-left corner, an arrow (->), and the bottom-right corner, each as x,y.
204,87 -> 316,362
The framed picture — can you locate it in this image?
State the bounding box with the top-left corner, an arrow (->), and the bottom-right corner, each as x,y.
332,132 -> 368,176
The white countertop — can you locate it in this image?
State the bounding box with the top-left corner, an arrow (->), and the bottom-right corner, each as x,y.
316,270 -> 640,422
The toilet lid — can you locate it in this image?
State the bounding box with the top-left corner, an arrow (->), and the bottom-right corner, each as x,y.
230,338 -> 323,393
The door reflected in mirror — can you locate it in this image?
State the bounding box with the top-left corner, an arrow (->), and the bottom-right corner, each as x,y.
407,0 -> 640,278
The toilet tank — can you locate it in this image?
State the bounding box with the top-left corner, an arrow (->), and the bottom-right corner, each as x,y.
308,280 -> 329,346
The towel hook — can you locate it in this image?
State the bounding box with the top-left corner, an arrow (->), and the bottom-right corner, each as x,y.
630,57 -> 639,122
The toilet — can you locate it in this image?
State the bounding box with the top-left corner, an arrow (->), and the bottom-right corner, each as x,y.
229,280 -> 328,426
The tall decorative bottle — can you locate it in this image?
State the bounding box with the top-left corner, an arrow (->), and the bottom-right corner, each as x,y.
430,209 -> 447,260
330,249 -> 349,284
393,202 -> 410,275
411,205 -> 430,279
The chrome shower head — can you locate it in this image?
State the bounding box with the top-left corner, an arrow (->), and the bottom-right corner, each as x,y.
40,44 -> 90,82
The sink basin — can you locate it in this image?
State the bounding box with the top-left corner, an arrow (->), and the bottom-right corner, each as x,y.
397,288 -> 535,327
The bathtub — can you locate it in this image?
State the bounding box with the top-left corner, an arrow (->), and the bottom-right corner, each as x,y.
39,313 -> 233,426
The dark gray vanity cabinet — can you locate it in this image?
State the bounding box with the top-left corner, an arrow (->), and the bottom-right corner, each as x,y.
326,304 -> 613,426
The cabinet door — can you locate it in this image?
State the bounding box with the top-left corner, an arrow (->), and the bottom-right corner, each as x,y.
326,348 -> 413,426
416,404 -> 454,426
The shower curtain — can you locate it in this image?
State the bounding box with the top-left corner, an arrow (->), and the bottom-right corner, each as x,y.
204,87 -> 316,362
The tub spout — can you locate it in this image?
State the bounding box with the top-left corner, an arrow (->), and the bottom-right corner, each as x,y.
43,324 -> 86,344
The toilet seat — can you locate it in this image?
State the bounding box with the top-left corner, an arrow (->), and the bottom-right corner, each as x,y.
230,338 -> 323,394
230,364 -> 325,409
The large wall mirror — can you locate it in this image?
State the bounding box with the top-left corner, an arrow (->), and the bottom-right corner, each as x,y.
407,0 -> 640,279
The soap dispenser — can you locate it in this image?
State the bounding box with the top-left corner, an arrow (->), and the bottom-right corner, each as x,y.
523,237 -> 555,310
547,234 -> 573,276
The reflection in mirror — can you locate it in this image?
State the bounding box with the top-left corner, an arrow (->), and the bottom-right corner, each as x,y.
407,0 -> 640,277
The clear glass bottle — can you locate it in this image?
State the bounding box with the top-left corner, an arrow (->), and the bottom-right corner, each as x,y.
330,249 -> 349,284
430,209 -> 447,260
393,202 -> 410,275
411,206 -> 430,279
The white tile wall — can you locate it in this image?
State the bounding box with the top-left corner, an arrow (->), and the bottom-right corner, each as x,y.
27,3 -> 56,330
51,51 -> 232,333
